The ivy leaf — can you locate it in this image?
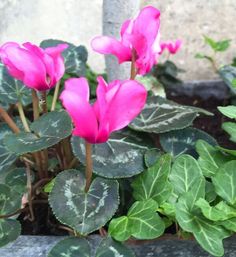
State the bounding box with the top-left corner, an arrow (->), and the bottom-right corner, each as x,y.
222,122 -> 236,142
95,236 -> 135,257
40,39 -> 88,76
71,130 -> 153,178
212,160 -> 236,205
0,219 -> 21,247
129,95 -> 212,134
218,105 -> 236,119
4,110 -> 72,155
160,127 -> 217,157
196,140 -> 232,177
195,198 -> 236,221
109,199 -> 165,241
47,237 -> 91,257
0,64 -> 31,106
170,154 -> 204,195
176,195 -> 230,257
49,169 -> 119,235
132,154 -> 172,205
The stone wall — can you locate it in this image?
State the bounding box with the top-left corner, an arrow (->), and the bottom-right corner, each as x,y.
0,0 -> 235,80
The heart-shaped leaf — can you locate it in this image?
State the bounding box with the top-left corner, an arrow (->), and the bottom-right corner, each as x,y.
0,219 -> 21,247
4,110 -> 72,155
47,237 -> 91,257
129,95 -> 212,134
132,154 -> 172,205
71,130 -> 153,178
196,140 -> 232,177
109,199 -> 165,241
40,39 -> 88,76
0,64 -> 31,106
160,127 -> 217,157
212,160 -> 236,205
95,237 -> 135,257
49,169 -> 119,235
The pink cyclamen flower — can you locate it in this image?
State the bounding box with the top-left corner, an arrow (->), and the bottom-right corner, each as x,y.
60,76 -> 147,144
160,39 -> 182,55
0,42 -> 68,91
91,6 -> 161,75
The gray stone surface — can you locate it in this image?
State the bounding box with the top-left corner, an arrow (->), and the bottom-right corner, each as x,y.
0,235 -> 235,257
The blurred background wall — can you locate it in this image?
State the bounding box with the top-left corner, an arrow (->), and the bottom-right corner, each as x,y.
0,0 -> 235,81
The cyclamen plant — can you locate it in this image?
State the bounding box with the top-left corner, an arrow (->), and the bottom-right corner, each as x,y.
0,5 -> 235,257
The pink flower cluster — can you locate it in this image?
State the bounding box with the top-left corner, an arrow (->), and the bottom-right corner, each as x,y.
0,6 -> 181,144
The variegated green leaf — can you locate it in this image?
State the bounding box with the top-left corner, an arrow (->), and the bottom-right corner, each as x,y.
196,198 -> 236,221
170,154 -> 204,195
40,39 -> 87,76
0,140 -> 17,173
222,122 -> 236,142
4,110 -> 72,155
47,237 -> 91,257
0,184 -> 21,215
132,154 -> 172,205
160,127 -> 217,157
5,168 -> 27,195
205,181 -> 217,203
95,237 -> 135,257
71,130 -> 153,178
144,148 -> 162,167
0,219 -> 21,247
196,140 -> 232,177
176,195 -> 230,257
49,169 -> 119,235
109,199 -> 165,241
129,95 -> 211,134
0,64 -> 31,106
212,160 -> 236,205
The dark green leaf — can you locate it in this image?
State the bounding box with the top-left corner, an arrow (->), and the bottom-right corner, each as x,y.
49,169 -> 119,235
0,219 -> 21,247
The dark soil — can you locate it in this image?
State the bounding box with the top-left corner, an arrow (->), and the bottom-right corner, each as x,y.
168,94 -> 236,149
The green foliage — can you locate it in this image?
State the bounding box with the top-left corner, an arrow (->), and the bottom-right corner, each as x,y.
71,130 -> 154,178
4,110 -> 72,155
204,36 -> 231,52
47,236 -> 135,257
218,105 -> 236,119
109,199 -> 165,241
159,127 -> 217,157
40,39 -> 88,77
129,95 -> 212,134
49,169 -> 119,235
219,65 -> 236,93
0,64 -> 32,106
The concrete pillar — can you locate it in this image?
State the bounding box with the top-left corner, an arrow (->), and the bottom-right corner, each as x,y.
103,0 -> 140,81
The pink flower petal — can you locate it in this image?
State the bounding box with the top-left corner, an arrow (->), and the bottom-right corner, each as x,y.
60,85 -> 98,144
91,36 -> 131,63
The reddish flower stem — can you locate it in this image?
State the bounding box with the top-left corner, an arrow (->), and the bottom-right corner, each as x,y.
85,142 -> 93,192
130,48 -> 137,80
0,106 -> 20,134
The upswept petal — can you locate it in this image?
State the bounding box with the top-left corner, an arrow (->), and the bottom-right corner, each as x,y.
64,78 -> 90,102
3,45 -> 47,90
60,89 -> 98,144
105,80 -> 147,132
44,44 -> 68,83
133,6 -> 160,47
91,36 -> 131,63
